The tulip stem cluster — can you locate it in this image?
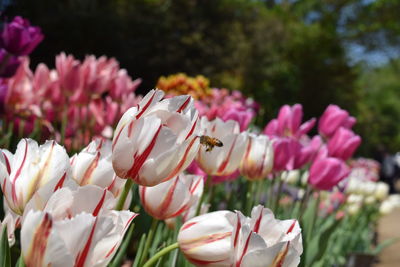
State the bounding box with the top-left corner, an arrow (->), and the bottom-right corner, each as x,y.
139,218 -> 159,266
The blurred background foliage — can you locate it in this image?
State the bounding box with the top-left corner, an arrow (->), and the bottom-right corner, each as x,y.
2,0 -> 400,157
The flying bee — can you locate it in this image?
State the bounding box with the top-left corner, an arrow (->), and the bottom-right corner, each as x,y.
199,135 -> 223,152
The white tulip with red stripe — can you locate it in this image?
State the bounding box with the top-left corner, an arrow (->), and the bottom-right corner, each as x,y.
112,89 -> 200,186
178,210 -> 235,266
232,205 -> 303,267
21,185 -> 137,267
0,139 -> 71,215
240,134 -> 274,180
139,173 -> 203,220
71,138 -> 126,197
196,117 -> 248,176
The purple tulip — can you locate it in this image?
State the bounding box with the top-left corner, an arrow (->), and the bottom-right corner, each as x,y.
0,16 -> 44,56
308,157 -> 350,190
0,48 -> 21,77
328,127 -> 361,161
319,105 -> 356,138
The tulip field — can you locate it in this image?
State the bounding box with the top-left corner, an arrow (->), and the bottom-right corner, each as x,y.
0,15 -> 400,267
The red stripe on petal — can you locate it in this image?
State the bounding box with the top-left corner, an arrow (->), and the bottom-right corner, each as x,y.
80,152 -> 101,186
140,186 -> 147,210
75,219 -> 98,267
53,172 -> 67,192
185,118 -> 198,140
92,189 -> 107,216
176,96 -> 191,113
124,213 -> 138,230
189,176 -> 202,194
12,139 -> 29,203
217,136 -> 238,174
158,178 -> 180,219
112,125 -> 125,151
2,151 -> 11,175
286,220 -> 297,234
252,208 -> 263,234
105,244 -> 117,258
181,232 -> 231,251
233,213 -> 241,248
26,213 -> 53,267
161,136 -> 199,183
136,91 -> 157,119
127,125 -> 162,183
236,231 -> 252,267
181,222 -> 197,231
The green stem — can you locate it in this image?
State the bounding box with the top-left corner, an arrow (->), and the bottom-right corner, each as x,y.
245,180 -> 255,216
115,179 -> 133,211
139,218 -> 159,266
271,175 -> 283,212
267,175 -> 276,208
306,191 -> 320,243
143,242 -> 179,267
195,175 -> 210,216
298,185 -> 312,220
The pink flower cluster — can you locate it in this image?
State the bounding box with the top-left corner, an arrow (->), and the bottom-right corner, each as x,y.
1,53 -> 141,150
195,88 -> 259,132
263,104 -> 361,190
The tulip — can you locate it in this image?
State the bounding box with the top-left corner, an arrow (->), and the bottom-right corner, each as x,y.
0,139 -> 71,215
178,210 -> 234,266
112,89 -> 200,186
232,205 -> 303,267
271,138 -> 297,171
70,138 -> 126,197
319,105 -> 356,138
21,185 -> 137,267
263,104 -> 315,139
139,174 -> 203,220
327,127 -> 361,161
308,157 -> 350,191
240,134 -> 273,180
219,106 -> 254,132
196,117 -> 248,176
0,16 -> 44,56
0,49 -> 21,77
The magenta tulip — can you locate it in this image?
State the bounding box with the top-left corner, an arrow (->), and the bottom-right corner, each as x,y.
319,105 -> 356,138
308,157 -> 350,190
263,104 -> 315,139
327,127 -> 361,161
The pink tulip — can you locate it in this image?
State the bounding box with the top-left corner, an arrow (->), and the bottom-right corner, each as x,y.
240,134 -> 274,180
327,127 -> 361,161
0,139 -> 71,215
112,90 -> 200,186
308,157 -> 350,190
319,105 -> 356,138
232,206 -> 303,267
272,138 -> 299,171
196,117 -> 248,176
139,174 -> 203,220
219,106 -> 254,132
21,185 -> 137,267
264,104 -> 315,139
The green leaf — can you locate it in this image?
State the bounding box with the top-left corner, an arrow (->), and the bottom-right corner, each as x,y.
0,226 -> 11,267
132,233 -> 147,267
305,215 -> 342,266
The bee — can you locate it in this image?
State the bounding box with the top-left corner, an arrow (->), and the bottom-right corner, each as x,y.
199,135 -> 223,152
